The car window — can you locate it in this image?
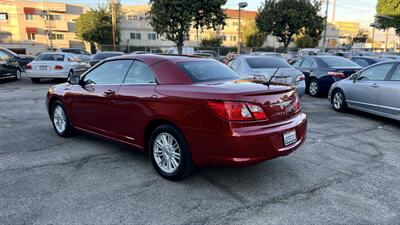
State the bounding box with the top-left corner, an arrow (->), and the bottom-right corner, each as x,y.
83,60 -> 133,85
320,56 -> 359,67
66,54 -> 75,62
177,61 -> 240,82
36,54 -> 65,61
390,64 -> 400,81
228,59 -> 239,70
124,60 -> 156,84
245,57 -> 291,68
353,59 -> 368,67
301,58 -> 315,68
62,49 -> 81,54
93,53 -> 123,60
359,63 -> 394,81
291,58 -> 303,67
0,51 -> 11,61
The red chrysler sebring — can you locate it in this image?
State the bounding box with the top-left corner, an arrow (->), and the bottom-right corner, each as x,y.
46,54 -> 307,180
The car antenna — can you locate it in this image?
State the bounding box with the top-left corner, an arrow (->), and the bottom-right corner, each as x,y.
265,68 -> 280,86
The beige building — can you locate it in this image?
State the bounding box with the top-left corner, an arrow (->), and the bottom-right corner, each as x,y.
119,5 -> 257,48
0,0 -> 88,54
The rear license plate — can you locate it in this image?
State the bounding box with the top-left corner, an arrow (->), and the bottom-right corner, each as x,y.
283,130 -> 297,146
275,77 -> 288,84
39,66 -> 48,70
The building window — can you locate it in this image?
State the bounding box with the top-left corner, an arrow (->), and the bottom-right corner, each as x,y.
25,14 -> 34,20
48,33 -> 64,40
230,36 -> 237,41
127,15 -> 137,21
221,35 -> 226,41
130,33 -> 141,40
147,33 -> 156,40
139,16 -> 144,20
232,21 -> 239,26
42,14 -> 62,21
0,13 -> 8,20
27,33 -> 35,40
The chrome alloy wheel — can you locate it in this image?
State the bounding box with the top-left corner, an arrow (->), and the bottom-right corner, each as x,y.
333,91 -> 344,110
16,70 -> 22,80
153,132 -> 181,174
309,81 -> 318,96
53,105 -> 67,133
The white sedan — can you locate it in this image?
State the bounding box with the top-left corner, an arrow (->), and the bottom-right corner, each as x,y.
26,52 -> 86,83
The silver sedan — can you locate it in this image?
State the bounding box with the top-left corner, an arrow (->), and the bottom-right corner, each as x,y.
329,61 -> 400,121
227,55 -> 306,97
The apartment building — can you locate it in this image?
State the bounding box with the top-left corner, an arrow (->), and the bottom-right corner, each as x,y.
119,5 -> 257,48
0,0 -> 87,54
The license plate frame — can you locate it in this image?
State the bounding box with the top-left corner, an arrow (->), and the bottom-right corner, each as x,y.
39,66 -> 48,71
283,130 -> 297,147
275,77 -> 288,84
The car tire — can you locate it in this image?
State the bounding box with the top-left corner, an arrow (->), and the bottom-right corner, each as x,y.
31,78 -> 41,83
15,69 -> 22,80
308,79 -> 320,97
68,70 -> 73,79
51,100 -> 74,137
149,124 -> 194,181
331,89 -> 347,112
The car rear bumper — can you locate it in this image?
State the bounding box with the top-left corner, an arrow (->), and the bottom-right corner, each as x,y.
26,69 -> 85,78
184,112 -> 307,167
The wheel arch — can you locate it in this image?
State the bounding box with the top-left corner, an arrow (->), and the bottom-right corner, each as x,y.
143,118 -> 185,152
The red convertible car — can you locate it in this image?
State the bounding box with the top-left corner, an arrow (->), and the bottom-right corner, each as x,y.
46,54 -> 307,180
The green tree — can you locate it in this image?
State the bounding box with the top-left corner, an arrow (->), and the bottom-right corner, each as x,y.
201,36 -> 223,47
75,5 -> 121,51
376,0 -> 400,34
295,34 -> 315,48
246,33 -> 266,47
256,0 -> 325,52
149,0 -> 227,54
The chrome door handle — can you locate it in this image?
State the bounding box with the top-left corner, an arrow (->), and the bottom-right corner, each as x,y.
104,90 -> 116,95
371,84 -> 379,88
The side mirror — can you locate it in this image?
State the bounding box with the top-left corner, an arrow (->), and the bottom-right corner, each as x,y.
67,74 -> 81,85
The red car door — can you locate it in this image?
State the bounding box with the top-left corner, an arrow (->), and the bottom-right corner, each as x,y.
113,60 -> 158,147
71,59 -> 133,138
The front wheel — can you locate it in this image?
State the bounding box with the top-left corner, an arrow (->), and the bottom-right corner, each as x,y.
51,101 -> 74,137
31,78 -> 41,83
308,79 -> 319,97
332,89 -> 347,112
15,70 -> 22,80
149,124 -> 194,181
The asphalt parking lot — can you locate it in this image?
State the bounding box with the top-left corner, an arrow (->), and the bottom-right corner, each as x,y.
1,76 -> 399,225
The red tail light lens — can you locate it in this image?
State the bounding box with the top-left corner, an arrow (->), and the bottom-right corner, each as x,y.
295,74 -> 305,82
208,101 -> 267,121
328,72 -> 345,79
26,64 -> 32,70
54,65 -> 63,70
294,94 -> 301,113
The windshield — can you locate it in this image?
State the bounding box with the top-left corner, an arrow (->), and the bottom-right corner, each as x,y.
61,49 -> 81,54
245,57 -> 291,69
320,57 -> 359,68
35,54 -> 65,61
93,53 -> 122,60
177,61 -> 240,82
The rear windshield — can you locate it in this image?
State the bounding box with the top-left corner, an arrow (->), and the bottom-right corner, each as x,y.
93,53 -> 122,60
36,54 -> 65,61
245,57 -> 291,68
177,61 -> 240,82
61,49 -> 81,54
320,57 -> 359,67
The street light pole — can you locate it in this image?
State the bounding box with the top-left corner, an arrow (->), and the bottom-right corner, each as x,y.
238,2 -> 248,55
322,0 -> 329,52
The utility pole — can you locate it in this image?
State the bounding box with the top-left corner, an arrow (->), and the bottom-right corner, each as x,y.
332,0 -> 336,21
111,0 -> 117,51
385,29 -> 389,52
322,0 -> 329,52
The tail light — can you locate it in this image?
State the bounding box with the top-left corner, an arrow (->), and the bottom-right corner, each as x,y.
294,93 -> 301,113
54,65 -> 63,70
327,72 -> 345,79
26,64 -> 32,70
208,101 -> 267,121
295,74 -> 305,82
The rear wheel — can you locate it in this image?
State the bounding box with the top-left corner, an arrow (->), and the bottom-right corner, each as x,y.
308,79 -> 319,97
149,124 -> 194,180
31,78 -> 41,83
51,101 -> 73,137
332,89 -> 347,112
67,70 -> 73,79
15,70 -> 22,80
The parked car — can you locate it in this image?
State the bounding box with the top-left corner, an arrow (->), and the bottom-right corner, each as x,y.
88,51 -> 124,67
0,50 -> 22,80
350,56 -> 387,67
194,50 -> 219,58
130,51 -> 149,55
26,52 -> 87,83
329,61 -> 400,121
193,53 -> 214,59
47,54 -> 307,180
0,47 -> 35,69
227,55 -> 306,97
292,56 -> 362,97
56,48 -> 92,62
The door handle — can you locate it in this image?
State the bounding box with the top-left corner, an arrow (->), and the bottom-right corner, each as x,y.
104,90 -> 116,95
371,84 -> 379,88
